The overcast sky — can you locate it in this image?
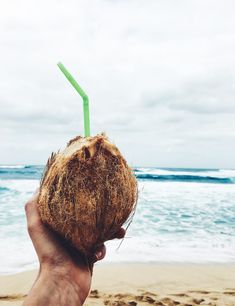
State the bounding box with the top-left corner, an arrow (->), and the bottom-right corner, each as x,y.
0,0 -> 235,168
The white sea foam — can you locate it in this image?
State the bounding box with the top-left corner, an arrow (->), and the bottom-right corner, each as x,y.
104,238 -> 235,263
0,179 -> 39,193
0,165 -> 26,169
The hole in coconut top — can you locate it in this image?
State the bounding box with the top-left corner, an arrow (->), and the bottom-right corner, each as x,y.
84,147 -> 91,159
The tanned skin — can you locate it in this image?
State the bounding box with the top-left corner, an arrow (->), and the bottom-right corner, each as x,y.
23,191 -> 125,306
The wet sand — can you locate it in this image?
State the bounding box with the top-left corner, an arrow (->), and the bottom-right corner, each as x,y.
0,264 -> 235,306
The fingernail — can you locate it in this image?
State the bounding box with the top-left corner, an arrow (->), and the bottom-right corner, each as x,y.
95,251 -> 102,259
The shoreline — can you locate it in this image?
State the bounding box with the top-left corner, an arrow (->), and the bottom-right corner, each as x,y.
1,263 -> 235,305
2,260 -> 235,276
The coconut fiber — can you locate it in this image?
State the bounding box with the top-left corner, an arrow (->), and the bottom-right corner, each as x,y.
38,134 -> 138,255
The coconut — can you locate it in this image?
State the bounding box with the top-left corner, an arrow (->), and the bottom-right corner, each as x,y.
38,133 -> 137,255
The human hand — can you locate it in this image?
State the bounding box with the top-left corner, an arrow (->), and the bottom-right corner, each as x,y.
22,190 -> 125,306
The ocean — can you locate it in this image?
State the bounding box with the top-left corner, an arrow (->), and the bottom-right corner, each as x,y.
0,165 -> 235,274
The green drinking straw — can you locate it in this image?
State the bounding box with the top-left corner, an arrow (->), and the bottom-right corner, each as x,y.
57,62 -> 90,137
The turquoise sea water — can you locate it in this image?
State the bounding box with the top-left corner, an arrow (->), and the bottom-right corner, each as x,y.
0,165 -> 235,274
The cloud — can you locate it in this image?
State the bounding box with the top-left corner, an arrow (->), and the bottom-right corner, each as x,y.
0,0 -> 235,167
143,74 -> 235,114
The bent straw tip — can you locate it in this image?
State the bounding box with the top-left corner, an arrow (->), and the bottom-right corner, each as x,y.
56,62 -> 91,137
57,62 -> 65,70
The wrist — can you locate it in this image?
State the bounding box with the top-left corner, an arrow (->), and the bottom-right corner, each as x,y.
23,265 -> 88,306
40,267 -> 85,305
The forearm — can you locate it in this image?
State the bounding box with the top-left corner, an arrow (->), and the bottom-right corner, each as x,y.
22,269 -> 83,306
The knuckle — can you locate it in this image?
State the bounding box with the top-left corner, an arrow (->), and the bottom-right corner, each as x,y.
24,201 -> 32,213
27,218 -> 41,234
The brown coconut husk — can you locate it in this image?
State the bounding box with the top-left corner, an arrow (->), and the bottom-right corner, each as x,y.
38,133 -> 138,255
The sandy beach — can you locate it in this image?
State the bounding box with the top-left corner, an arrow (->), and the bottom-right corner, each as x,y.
0,264 -> 235,306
